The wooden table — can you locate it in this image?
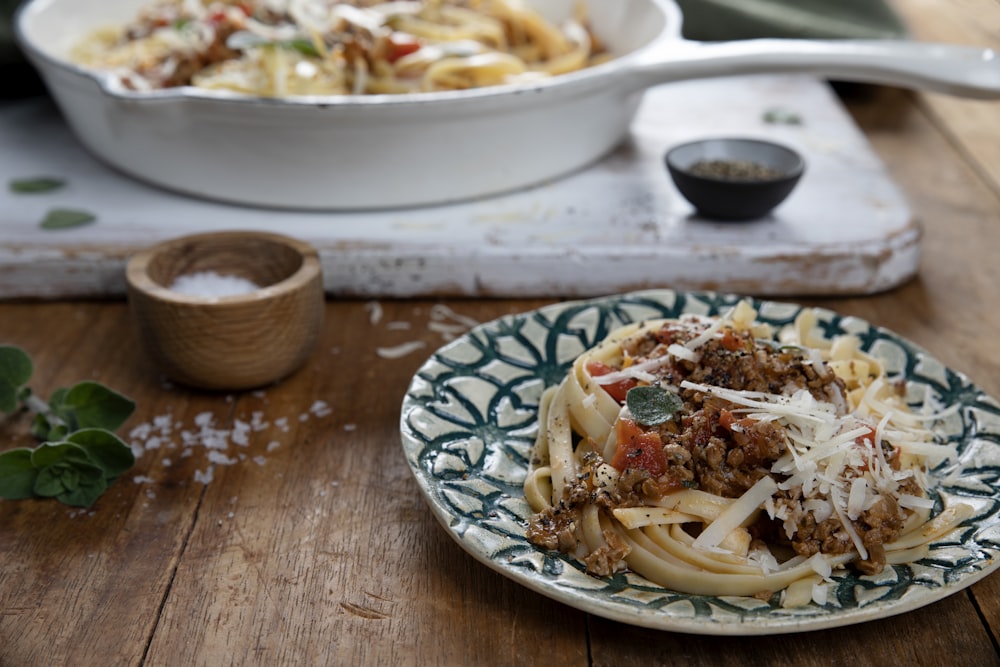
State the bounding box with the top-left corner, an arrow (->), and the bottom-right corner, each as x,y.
3,2 -> 1000,664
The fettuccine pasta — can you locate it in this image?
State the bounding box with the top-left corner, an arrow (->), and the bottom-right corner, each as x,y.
525,301 -> 970,607
71,0 -> 607,96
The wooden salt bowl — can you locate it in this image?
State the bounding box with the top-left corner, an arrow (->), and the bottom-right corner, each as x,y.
126,231 -> 324,390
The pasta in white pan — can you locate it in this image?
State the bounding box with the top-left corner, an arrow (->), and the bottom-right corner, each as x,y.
71,0 -> 607,96
525,300 -> 971,607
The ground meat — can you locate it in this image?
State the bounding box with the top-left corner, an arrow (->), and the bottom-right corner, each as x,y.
529,316 -> 921,580
525,506 -> 576,552
584,529 -> 631,577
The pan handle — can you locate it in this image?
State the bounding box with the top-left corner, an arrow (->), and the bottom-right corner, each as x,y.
628,38 -> 1000,99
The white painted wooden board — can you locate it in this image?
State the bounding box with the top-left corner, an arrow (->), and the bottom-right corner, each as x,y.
0,74 -> 918,299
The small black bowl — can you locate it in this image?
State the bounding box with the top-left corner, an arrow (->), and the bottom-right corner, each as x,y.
665,138 -> 806,221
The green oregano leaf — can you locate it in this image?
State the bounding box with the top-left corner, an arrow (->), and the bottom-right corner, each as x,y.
0,449 -> 39,500
62,382 -> 136,432
762,108 -> 803,125
56,475 -> 109,508
67,428 -> 135,479
30,442 -> 110,508
626,385 -> 682,427
30,441 -> 92,468
0,347 -> 136,508
285,37 -> 320,57
40,208 -> 97,230
9,177 -> 66,194
33,459 -> 107,507
0,345 -> 33,413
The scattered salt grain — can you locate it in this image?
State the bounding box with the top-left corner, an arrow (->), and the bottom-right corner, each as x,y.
169,271 -> 260,298
207,451 -> 238,465
194,468 -> 214,484
428,304 -> 480,341
365,300 -> 384,325
387,321 -> 411,330
343,423 -> 357,432
266,441 -> 281,452
253,455 -> 267,466
309,400 -> 332,417
376,341 -> 427,359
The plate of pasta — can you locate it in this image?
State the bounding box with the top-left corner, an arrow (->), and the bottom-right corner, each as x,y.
399,290 -> 1000,634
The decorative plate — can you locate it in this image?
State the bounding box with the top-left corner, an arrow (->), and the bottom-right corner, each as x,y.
399,290 -> 1000,635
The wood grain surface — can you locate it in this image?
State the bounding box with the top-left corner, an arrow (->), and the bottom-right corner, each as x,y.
2,1 -> 1000,664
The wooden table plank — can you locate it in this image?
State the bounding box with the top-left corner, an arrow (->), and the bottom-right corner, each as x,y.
4,2 -> 1000,662
889,0 -> 1000,196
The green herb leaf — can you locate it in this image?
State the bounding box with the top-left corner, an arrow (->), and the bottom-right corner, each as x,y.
626,385 -> 682,426
0,449 -> 39,500
33,458 -> 106,507
762,108 -> 803,125
30,441 -> 92,468
0,351 -> 136,508
285,37 -> 320,57
56,475 -> 109,508
40,208 -> 97,230
0,346 -> 33,413
30,442 -> 108,507
67,428 -> 135,479
62,381 -> 136,432
9,177 -> 66,194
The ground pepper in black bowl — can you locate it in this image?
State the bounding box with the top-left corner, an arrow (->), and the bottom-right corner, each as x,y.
665,138 -> 805,221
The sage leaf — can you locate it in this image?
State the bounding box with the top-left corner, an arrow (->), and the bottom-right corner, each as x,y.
0,448 -> 39,500
9,177 -> 66,193
626,385 -> 682,427
0,346 -> 33,413
40,208 -> 96,230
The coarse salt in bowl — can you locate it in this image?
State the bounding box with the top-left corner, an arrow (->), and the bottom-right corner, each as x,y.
125,230 -> 324,390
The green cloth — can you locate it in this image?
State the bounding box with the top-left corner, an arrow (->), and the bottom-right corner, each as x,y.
673,0 -> 907,41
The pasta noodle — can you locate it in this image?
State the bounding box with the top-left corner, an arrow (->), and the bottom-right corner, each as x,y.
71,0 -> 607,96
525,300 -> 971,606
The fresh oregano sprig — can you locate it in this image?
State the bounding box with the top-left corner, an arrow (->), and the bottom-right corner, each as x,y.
0,345 -> 136,508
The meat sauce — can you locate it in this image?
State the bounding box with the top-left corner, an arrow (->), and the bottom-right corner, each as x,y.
526,320 -> 912,576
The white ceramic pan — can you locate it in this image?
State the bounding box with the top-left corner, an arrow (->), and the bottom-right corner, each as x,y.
15,0 -> 1000,209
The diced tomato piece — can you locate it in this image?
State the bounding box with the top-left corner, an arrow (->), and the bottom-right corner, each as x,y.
853,425 -> 880,470
610,418 -> 667,477
386,33 -> 421,63
718,408 -> 736,431
585,360 -> 636,404
855,426 -> 877,447
720,328 -> 745,352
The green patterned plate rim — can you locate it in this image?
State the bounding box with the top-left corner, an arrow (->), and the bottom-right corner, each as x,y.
399,289 -> 1000,635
